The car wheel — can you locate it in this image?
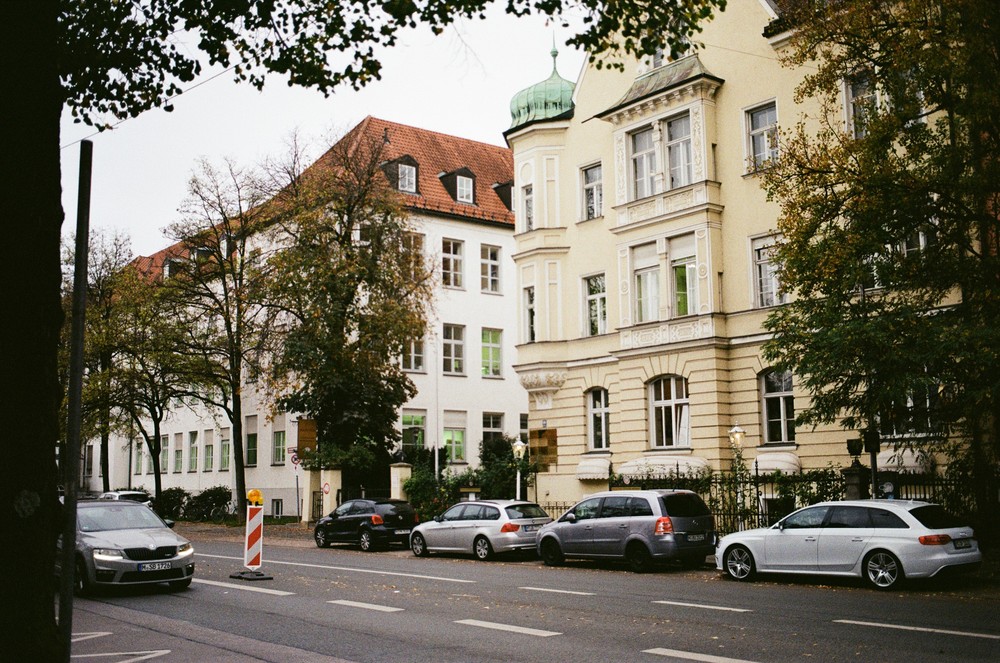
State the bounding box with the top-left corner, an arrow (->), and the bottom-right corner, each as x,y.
540,538 -> 564,566
359,529 -> 374,552
74,558 -> 93,597
626,542 -> 653,573
410,532 -> 429,557
724,545 -> 756,581
864,550 -> 903,590
314,528 -> 331,548
473,536 -> 494,561
169,577 -> 192,591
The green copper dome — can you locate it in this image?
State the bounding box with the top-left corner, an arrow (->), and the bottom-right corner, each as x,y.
509,45 -> 575,131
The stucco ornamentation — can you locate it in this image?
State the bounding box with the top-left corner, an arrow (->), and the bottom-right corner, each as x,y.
519,370 -> 568,410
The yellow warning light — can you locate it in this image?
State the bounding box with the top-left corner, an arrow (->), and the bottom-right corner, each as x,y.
247,489 -> 263,506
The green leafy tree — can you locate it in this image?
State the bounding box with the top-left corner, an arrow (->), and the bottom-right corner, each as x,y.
761,0 -> 1000,539
477,435 -> 536,500
266,130 -> 434,485
61,231 -> 135,493
109,265 -> 197,502
2,0 -> 727,656
160,158 -> 278,521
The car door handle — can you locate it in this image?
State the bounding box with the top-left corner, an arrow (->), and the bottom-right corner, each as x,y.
618,524 -> 628,529
851,538 -> 865,542
804,537 -> 817,541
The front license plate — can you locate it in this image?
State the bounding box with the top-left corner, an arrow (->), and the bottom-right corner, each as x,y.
954,539 -> 971,549
139,562 -> 172,572
687,534 -> 705,542
395,529 -> 411,536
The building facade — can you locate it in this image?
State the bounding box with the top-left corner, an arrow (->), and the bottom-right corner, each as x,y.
507,0 -> 861,503
83,118 -> 528,519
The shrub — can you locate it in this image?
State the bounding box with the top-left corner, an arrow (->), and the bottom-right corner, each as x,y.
153,487 -> 189,519
184,485 -> 233,520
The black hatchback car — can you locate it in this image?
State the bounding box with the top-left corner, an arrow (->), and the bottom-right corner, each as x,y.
314,498 -> 418,551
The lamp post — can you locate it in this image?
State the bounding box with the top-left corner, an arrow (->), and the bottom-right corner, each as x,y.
728,424 -> 745,449
728,424 -> 746,530
512,439 -> 527,501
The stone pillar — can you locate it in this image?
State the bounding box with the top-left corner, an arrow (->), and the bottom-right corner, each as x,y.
841,465 -> 870,500
390,463 -> 413,500
319,468 -> 343,517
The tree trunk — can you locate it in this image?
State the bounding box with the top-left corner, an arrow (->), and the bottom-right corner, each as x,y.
0,1 -> 64,659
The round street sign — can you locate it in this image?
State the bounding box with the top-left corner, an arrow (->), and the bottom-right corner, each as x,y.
322,482 -> 330,495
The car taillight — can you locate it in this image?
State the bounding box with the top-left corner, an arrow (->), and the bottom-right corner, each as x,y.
370,514 -> 384,526
919,534 -> 951,545
654,517 -> 673,535
500,523 -> 520,533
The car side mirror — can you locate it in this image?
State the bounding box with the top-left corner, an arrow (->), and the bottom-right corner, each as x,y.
434,515 -> 444,523
165,519 -> 175,529
563,513 -> 577,524
777,521 -> 785,531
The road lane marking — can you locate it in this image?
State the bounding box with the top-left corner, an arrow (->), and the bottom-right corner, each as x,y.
456,619 -> 561,637
71,632 -> 111,643
193,578 -> 295,595
644,648 -> 760,662
196,553 -> 474,583
652,600 -> 752,613
70,650 -> 171,661
328,599 -> 404,613
519,586 -> 595,596
834,619 -> 1000,641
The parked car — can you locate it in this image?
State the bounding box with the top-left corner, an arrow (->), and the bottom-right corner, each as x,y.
410,500 -> 552,560
314,498 -> 418,551
60,499 -> 195,595
98,490 -> 152,508
536,489 -> 717,573
716,499 -> 982,589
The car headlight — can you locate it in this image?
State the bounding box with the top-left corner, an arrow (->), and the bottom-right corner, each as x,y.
92,548 -> 124,561
177,542 -> 194,558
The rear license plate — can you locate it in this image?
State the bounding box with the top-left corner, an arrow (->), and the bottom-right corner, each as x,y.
687,534 -> 705,542
395,529 -> 411,536
954,538 -> 971,549
522,525 -> 537,532
139,562 -> 172,572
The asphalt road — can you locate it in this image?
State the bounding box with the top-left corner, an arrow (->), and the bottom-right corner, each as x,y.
71,525 -> 1000,663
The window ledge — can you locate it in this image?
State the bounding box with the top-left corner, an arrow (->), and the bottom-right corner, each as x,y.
758,443 -> 797,451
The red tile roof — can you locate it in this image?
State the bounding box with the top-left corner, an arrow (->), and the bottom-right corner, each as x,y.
135,117 -> 514,273
339,116 -> 514,225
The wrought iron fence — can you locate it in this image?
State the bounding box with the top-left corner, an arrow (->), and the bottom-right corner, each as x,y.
610,466 -> 984,538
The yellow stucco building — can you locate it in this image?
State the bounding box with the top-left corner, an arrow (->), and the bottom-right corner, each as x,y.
507,0 -> 856,503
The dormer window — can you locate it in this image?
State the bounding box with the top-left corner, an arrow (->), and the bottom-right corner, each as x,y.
398,163 -> 417,193
457,175 -> 474,203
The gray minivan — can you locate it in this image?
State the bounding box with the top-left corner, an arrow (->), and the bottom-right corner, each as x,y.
536,489 -> 716,572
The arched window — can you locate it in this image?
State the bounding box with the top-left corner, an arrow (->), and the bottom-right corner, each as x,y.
648,376 -> 690,448
761,369 -> 795,444
587,388 -> 610,450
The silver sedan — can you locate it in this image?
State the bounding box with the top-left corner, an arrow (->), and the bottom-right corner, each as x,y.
63,499 -> 195,595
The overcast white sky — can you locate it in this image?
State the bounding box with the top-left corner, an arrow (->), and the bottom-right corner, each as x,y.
59,9 -> 587,257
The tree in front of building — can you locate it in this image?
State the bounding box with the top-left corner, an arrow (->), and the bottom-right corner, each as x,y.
761,0 -> 1000,540
159,158 -> 278,521
265,132 -> 434,486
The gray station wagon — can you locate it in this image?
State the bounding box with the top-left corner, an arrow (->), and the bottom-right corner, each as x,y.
536,489 -> 717,572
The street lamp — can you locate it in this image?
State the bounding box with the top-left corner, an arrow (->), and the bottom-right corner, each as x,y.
728,424 -> 746,449
512,439 -> 527,501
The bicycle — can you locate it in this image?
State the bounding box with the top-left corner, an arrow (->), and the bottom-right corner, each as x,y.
210,501 -> 236,524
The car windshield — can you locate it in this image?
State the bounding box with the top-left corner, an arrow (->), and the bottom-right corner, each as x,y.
506,504 -> 548,519
79,505 -> 165,532
659,493 -> 711,517
910,504 -> 966,530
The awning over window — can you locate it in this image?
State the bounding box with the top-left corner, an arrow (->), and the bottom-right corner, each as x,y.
617,454 -> 709,477
751,451 -> 802,473
876,449 -> 924,472
576,456 -> 611,480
